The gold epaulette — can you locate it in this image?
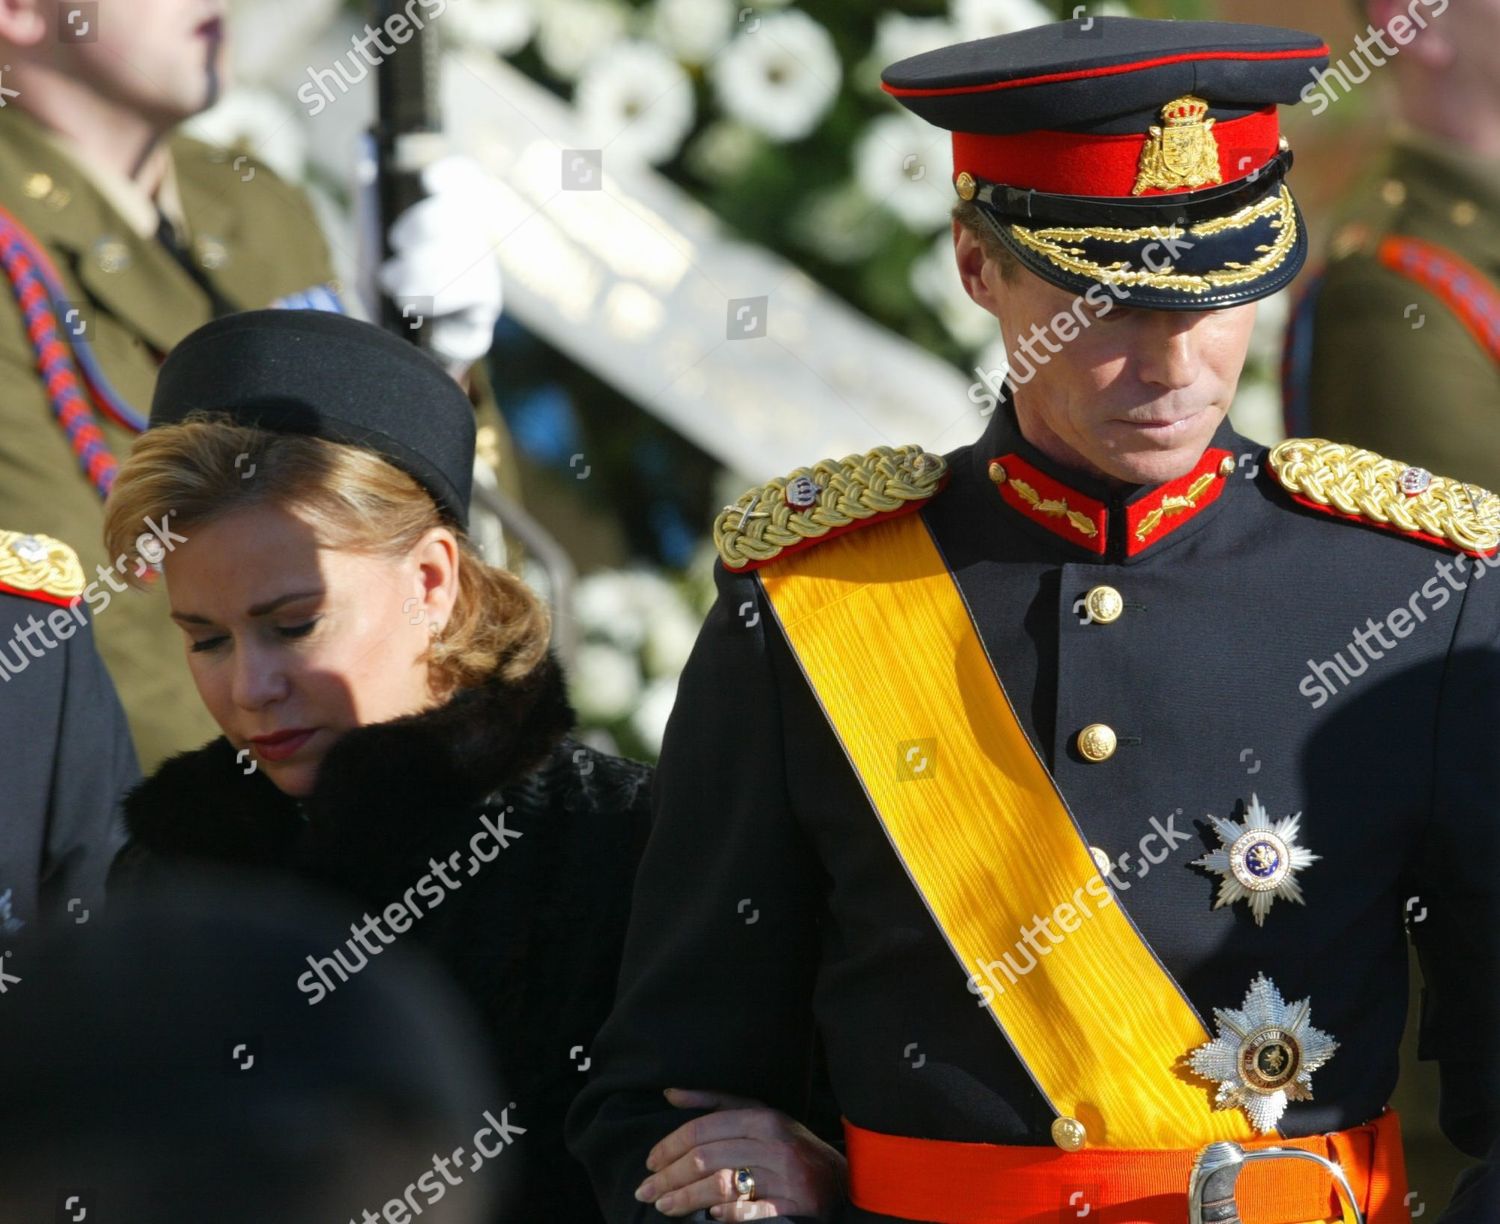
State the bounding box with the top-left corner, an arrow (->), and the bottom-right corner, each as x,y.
1268,438 -> 1500,557
0,529 -> 86,602
714,444 -> 948,571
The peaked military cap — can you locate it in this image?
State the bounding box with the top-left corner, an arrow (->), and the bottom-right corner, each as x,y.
883,17 -> 1330,309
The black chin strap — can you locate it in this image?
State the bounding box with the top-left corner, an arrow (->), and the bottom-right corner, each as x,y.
975,148 -> 1293,230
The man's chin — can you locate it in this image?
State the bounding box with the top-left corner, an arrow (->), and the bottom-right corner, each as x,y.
1099,437 -> 1217,486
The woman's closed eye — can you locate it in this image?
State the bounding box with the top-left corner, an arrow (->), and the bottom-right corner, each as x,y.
188,618 -> 321,653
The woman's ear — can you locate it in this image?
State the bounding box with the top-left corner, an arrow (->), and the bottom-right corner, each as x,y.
954,220 -> 1006,319
412,527 -> 460,632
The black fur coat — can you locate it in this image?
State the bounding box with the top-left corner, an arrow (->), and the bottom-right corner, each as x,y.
111,653 -> 653,1222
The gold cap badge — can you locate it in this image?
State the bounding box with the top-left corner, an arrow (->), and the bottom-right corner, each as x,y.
1133,95 -> 1222,196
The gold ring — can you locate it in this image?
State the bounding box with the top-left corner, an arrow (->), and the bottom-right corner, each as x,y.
733,1166 -> 757,1201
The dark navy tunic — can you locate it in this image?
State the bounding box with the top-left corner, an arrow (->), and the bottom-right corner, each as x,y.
570,407 -> 1500,1223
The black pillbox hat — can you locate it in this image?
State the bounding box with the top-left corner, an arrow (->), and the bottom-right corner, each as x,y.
150,309 -> 476,528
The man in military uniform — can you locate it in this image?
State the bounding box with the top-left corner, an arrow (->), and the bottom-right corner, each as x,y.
0,0 -> 517,770
1287,0 -> 1500,487
0,528 -> 134,944
570,17 -> 1499,1224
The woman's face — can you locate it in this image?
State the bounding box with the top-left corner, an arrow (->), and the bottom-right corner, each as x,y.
163,502 -> 458,797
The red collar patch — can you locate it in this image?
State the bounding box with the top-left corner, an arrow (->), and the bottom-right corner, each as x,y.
988,448 -> 1234,557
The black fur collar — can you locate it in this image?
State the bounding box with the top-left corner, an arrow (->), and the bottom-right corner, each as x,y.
121,653 -> 576,875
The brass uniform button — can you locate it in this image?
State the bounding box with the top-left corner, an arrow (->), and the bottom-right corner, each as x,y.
987,460 -> 1007,485
23,172 -> 52,200
1452,200 -> 1478,227
955,171 -> 977,201
1077,723 -> 1117,763
1083,585 -> 1123,625
1051,1116 -> 1087,1151
1330,221 -> 1370,260
196,236 -> 229,270
1380,178 -> 1406,207
94,239 -> 131,274
1089,846 -> 1112,875
1217,455 -> 1235,477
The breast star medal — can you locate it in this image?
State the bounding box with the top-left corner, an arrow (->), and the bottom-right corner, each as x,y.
1188,973 -> 1338,1133
1192,794 -> 1318,926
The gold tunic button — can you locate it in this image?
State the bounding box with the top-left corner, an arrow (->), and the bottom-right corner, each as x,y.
1077,723 -> 1117,763
95,239 -> 131,274
1089,846 -> 1112,875
987,460 -> 1007,485
955,171 -> 977,201
23,172 -> 52,200
196,236 -> 229,270
1380,178 -> 1407,207
1217,455 -> 1235,477
1452,200 -> 1478,227
1083,585 -> 1123,625
1051,1116 -> 1087,1151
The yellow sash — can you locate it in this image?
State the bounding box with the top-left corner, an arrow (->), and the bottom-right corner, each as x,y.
759,511 -> 1255,1148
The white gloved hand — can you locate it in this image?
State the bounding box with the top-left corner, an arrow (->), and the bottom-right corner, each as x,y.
378,154 -> 505,377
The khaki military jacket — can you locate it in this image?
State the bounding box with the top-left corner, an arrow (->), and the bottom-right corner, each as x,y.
1306,133 -> 1500,487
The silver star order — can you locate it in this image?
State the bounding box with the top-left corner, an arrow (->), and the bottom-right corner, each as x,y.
1188,973 -> 1338,1134
1192,794 -> 1319,926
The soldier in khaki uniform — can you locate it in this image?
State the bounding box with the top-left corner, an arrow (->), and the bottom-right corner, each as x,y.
0,2 -> 518,771
1287,0 -> 1500,488
1283,1 -> 1500,1210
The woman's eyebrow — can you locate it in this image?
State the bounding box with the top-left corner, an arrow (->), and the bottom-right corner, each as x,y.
169,590 -> 323,625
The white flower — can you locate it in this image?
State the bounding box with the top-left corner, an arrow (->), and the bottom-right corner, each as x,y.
713,9 -> 841,143
631,676 -> 681,755
871,12 -> 958,72
1249,287 -> 1290,368
1228,378 -> 1281,448
950,0 -> 1055,41
571,642 -> 643,723
686,120 -> 763,180
618,569 -> 682,622
573,572 -> 649,651
536,0 -> 628,81
643,604 -> 701,679
576,41 -> 695,165
652,0 -> 735,63
443,0 -> 538,55
911,231 -> 998,350
183,87 -> 308,182
854,112 -> 954,231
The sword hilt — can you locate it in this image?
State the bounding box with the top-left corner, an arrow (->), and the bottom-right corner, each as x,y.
1187,1140 -> 1365,1224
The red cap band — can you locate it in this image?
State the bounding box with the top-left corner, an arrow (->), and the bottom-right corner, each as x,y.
952,106 -> 1279,198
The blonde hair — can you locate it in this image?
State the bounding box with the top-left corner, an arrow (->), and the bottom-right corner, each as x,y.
103,413 -> 550,690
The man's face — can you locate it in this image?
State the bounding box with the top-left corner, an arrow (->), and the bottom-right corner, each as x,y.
51,0 -> 229,122
956,225 -> 1257,486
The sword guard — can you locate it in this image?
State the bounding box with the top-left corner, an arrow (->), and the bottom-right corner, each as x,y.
1187,1140 -> 1366,1224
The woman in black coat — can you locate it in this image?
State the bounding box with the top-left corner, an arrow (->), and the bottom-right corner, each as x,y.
104,310 -> 844,1223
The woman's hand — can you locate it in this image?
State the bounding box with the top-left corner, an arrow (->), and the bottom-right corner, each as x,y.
634,1087 -> 848,1221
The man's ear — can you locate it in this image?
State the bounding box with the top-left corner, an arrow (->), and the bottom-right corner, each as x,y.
953,220 -> 1004,320
0,0 -> 47,49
